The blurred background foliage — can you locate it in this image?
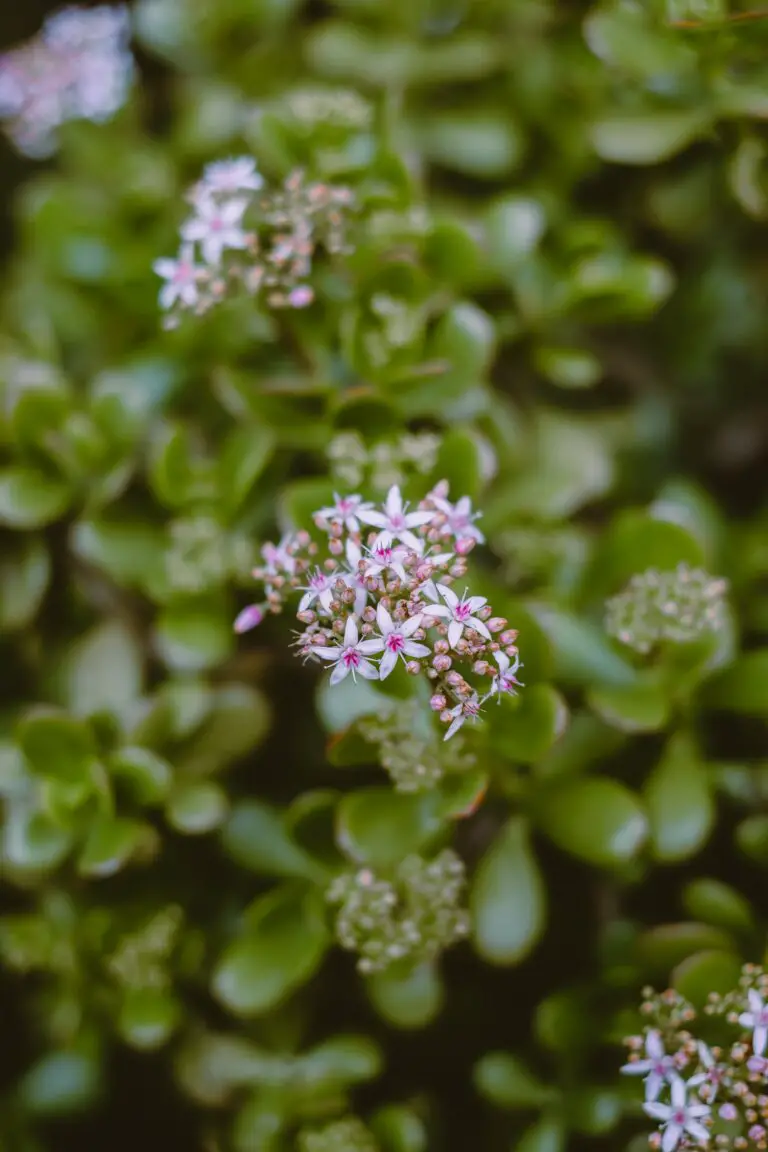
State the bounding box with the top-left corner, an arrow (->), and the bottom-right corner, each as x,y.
1,0 -> 768,1150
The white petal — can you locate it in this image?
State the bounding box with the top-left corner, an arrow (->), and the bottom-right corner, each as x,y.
379,649 -> 398,679
467,595 -> 488,612
646,1031 -> 664,1060
437,584 -> 458,608
754,1025 -> 767,1056
403,641 -> 430,659
400,529 -> 425,552
465,617 -> 492,640
298,591 -> 314,612
748,989 -> 764,1013
343,615 -> 359,647
739,1011 -> 755,1028
644,1104 -> 672,1123
401,614 -> 423,637
662,1124 -> 683,1152
687,1105 -> 711,1120
329,660 -> 350,685
670,1078 -> 686,1109
494,651 -> 510,673
358,509 -> 388,529
421,604 -> 450,619
621,1060 -> 654,1076
376,603 -> 393,634
447,620 -> 463,649
318,587 -> 335,612
404,510 -> 436,528
159,282 -> 179,309
356,659 -> 379,680
153,257 -> 178,279
385,486 -> 403,519
313,646 -> 341,661
645,1072 -> 663,1102
685,1121 -> 710,1144
443,714 -> 466,741
357,638 -> 385,655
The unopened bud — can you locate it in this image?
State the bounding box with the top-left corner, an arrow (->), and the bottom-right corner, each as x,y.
434,639 -> 449,655
297,610 -> 316,625
455,536 -> 476,555
487,617 -> 507,633
432,654 -> 452,672
430,694 -> 447,711
328,538 -> 344,556
500,629 -> 518,645
405,660 -> 421,675
439,709 -> 452,725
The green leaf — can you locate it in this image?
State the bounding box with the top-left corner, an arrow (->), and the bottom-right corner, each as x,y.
220,800 -> 328,882
489,684 -> 569,764
77,815 -> 147,878
0,467 -> 71,528
634,922 -> 734,975
681,878 -> 756,936
535,711 -> 627,780
3,808 -> 74,874
0,535 -> 50,631
19,1050 -> 102,1117
117,987 -> 181,1050
590,111 -> 708,165
299,1033 -> 384,1090
166,781 -> 228,834
70,517 -> 167,592
174,683 -> 271,776
566,1088 -> 622,1136
212,887 -> 330,1017
154,602 -> 234,672
366,961 -> 444,1030
370,1104 -> 428,1152
473,1052 -> 552,1110
335,787 -> 443,869
587,672 -> 671,733
109,746 -> 173,806
18,710 -> 97,785
672,949 -> 742,1008
736,815 -> 768,865
534,777 -> 648,868
416,112 -> 523,178
644,733 -> 714,863
584,511 -> 704,601
703,650 -> 768,717
485,195 -> 545,269
60,620 -> 144,719
533,346 -> 601,390
218,424 -> 275,518
470,817 -> 546,965
516,1117 -> 566,1152
528,606 -> 636,688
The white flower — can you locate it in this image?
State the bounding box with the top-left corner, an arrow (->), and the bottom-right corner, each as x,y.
364,537 -> 410,584
431,494 -> 485,544
341,539 -> 369,615
357,484 -> 434,551
153,244 -> 204,310
298,568 -> 337,614
687,1042 -> 724,1100
739,989 -> 768,1056
621,1030 -> 681,1103
644,1076 -> 711,1152
316,493 -> 373,534
200,157 -> 263,196
374,604 -> 430,679
444,694 -> 482,742
312,615 -> 382,686
261,535 -> 296,578
181,195 -> 249,266
421,584 -> 491,649
488,651 -> 524,701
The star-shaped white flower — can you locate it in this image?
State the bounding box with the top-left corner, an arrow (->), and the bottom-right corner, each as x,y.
315,493 -> 373,534
444,694 -> 482,742
341,539 -> 369,615
364,537 -> 410,584
421,584 -> 491,649
260,535 -> 296,578
181,195 -> 249,265
687,1042 -> 724,1101
357,485 -> 433,551
431,493 -> 485,544
488,651 -> 524,701
643,1076 -> 711,1152
739,989 -> 768,1056
312,615 -> 382,686
201,156 -> 263,195
621,1030 -> 681,1103
153,243 -> 204,310
298,568 -> 336,614
374,604 -> 430,679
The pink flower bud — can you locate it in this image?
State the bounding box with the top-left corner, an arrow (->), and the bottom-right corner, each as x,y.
288,285 -> 314,308
439,709 -> 453,725
405,660 -> 421,675
455,536 -> 476,555
487,617 -> 507,633
233,604 -> 264,633
328,538 -> 344,555
720,1104 -> 738,1121
432,654 -> 452,672
430,694 -> 447,711
500,629 -> 519,645
297,610 -> 316,625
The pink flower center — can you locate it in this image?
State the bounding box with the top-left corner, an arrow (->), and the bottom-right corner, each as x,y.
386,633 -> 405,653
757,1010 -> 768,1025
375,547 -> 392,564
210,216 -> 224,231
175,262 -> 193,283
672,1111 -> 686,1125
310,573 -> 329,590
342,649 -> 360,669
455,602 -> 472,621
338,498 -> 355,514
389,513 -> 405,529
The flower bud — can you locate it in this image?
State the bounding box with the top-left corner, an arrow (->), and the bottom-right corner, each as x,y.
487,617 -> 507,633
500,629 -> 518,645
405,660 -> 421,675
297,610 -> 316,624
432,654 -> 452,672
430,694 -> 447,711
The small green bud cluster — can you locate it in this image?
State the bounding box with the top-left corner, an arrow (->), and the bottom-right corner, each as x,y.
107,905 -> 183,990
296,1116 -> 379,1152
326,430 -> 441,492
166,516 -> 254,594
358,700 -> 475,793
605,563 -> 728,654
327,850 -> 470,974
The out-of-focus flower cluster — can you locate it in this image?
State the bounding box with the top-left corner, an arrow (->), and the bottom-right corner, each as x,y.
326,850 -> 470,975
0,5 -> 133,158
622,966 -> 768,1152
357,700 -> 476,793
297,1116 -> 380,1152
235,481 -> 521,743
153,159 -> 355,326
605,563 -> 728,655
327,431 -> 443,493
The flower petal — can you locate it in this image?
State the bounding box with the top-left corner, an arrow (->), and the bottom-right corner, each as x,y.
379,648 -> 398,679
376,603 -> 393,634
401,614 -> 423,637
403,641 -> 430,659
343,615 -> 359,647
357,638 -> 385,655
661,1123 -> 683,1152
330,660 -> 350,685
447,620 -> 463,649
357,658 -> 379,680
437,583 -> 458,608
644,1104 -> 672,1123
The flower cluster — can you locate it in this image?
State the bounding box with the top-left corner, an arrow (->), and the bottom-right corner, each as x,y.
0,5 -> 133,158
297,1115 -> 379,1152
357,700 -> 476,793
106,906 -> 183,991
327,850 -> 469,975
154,160 -> 355,327
234,482 -> 521,743
327,430 -> 442,493
605,563 -> 729,655
622,967 -> 768,1152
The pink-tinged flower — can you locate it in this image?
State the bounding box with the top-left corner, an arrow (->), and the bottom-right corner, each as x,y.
341,539 -> 369,615
181,195 -> 249,265
421,584 -> 491,649
444,694 -> 482,742
299,568 -> 336,614
488,651 -> 524,701
739,989 -> 768,1056
312,615 -> 382,686
643,1077 -> 711,1152
364,537 -> 410,584
431,494 -> 485,544
233,603 -> 264,634
153,244 -> 204,310
375,604 -> 430,679
621,1030 -> 682,1103
200,157 -> 262,195
688,1043 -> 725,1100
261,535 -> 296,578
316,493 -> 373,534
357,485 -> 434,551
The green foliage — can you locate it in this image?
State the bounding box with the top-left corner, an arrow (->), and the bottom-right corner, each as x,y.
1,0 -> 768,1150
